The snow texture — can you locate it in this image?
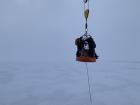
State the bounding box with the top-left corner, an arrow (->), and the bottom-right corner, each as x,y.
0,0 -> 140,104
0,61 -> 140,105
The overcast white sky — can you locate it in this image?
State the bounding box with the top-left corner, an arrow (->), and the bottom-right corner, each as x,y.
0,0 -> 140,63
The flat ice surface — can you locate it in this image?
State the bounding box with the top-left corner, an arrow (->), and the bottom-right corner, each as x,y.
0,61 -> 140,105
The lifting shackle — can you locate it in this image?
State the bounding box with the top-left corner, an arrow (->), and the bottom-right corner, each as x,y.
83,0 -> 89,33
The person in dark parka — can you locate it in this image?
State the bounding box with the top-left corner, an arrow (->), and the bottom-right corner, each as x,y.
75,35 -> 98,59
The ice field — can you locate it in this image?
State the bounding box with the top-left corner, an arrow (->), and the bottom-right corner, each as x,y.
0,61 -> 140,105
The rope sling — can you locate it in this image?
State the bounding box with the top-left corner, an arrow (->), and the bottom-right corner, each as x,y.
84,0 -> 89,34
83,1 -> 93,104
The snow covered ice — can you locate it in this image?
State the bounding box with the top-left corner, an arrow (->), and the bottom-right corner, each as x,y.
1,0 -> 140,105
0,61 -> 140,105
